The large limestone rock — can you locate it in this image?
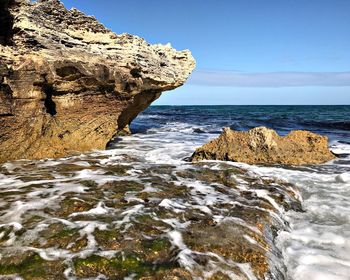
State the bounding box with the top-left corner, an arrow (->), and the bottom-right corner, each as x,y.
0,0 -> 195,163
191,127 -> 336,165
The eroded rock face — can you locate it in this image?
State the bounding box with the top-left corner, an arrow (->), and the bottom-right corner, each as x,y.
0,0 -> 195,162
191,127 -> 336,165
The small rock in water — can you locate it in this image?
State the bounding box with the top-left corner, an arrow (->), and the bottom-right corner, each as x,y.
191,126 -> 336,165
193,128 -> 206,134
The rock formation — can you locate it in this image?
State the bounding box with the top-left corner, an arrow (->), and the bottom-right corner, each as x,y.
191,127 -> 336,165
0,0 -> 195,163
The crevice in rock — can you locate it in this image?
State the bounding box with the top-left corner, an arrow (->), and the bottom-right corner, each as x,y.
0,0 -> 14,46
0,82 -> 14,116
43,84 -> 57,116
130,68 -> 142,78
0,82 -> 13,97
56,66 -> 81,78
0,113 -> 14,117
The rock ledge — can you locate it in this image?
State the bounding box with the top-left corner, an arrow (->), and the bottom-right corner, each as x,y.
191,127 -> 336,165
0,0 -> 195,163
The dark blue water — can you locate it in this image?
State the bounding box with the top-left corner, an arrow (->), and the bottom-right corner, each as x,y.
132,105 -> 350,144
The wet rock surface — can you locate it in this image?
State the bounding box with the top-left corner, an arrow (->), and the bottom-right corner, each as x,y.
0,151 -> 301,279
191,127 -> 336,165
0,0 -> 195,163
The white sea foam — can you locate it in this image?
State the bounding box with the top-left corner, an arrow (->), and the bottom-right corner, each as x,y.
191,139 -> 350,279
1,111 -> 349,280
330,140 -> 350,156
335,172 -> 350,183
225,147 -> 350,280
77,221 -> 108,249
0,222 -> 23,246
69,202 -> 111,217
114,204 -> 145,228
159,199 -> 187,213
254,189 -> 284,214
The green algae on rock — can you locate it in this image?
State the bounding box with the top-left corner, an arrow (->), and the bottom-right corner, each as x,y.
0,149 -> 302,279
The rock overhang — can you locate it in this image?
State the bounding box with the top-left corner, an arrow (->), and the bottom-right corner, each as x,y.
0,0 -> 196,162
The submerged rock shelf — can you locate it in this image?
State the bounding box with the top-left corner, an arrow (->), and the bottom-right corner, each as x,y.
0,151 -> 302,279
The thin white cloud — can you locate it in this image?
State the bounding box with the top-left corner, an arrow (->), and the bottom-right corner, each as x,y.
189,70 -> 350,87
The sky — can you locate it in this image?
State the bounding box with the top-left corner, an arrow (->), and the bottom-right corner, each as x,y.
61,0 -> 350,105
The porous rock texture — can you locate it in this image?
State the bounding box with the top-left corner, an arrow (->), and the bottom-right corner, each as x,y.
191,127 -> 336,165
0,0 -> 195,163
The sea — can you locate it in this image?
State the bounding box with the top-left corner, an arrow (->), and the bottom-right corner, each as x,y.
0,105 -> 349,280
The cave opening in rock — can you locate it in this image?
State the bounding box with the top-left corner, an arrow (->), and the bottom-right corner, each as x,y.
43,85 -> 57,116
0,0 -> 14,46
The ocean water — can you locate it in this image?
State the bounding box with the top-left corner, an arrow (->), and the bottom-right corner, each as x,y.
0,105 -> 349,279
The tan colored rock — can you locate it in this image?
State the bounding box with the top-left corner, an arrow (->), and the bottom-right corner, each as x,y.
191,127 -> 336,165
0,0 -> 195,163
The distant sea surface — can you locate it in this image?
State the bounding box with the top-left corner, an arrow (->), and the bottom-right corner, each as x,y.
136,105 -> 350,139
0,105 -> 349,279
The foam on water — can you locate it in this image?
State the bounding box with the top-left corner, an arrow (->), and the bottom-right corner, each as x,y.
69,202 -> 111,217
215,141 -> 350,280
0,106 -> 349,279
120,110 -> 350,279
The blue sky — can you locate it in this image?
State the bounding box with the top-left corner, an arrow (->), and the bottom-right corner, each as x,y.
61,0 -> 350,105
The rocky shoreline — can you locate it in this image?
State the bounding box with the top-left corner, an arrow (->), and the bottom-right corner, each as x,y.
0,1 -> 342,280
0,0 -> 195,163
